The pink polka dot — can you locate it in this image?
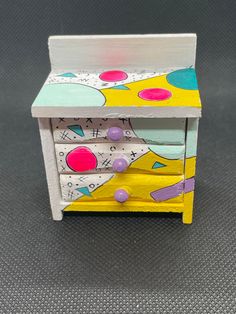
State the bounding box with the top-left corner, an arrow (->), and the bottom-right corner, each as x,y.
138,88 -> 172,101
99,70 -> 128,82
66,146 -> 97,172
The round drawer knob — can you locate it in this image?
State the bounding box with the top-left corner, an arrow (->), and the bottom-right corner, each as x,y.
114,189 -> 129,203
107,127 -> 124,141
112,158 -> 128,173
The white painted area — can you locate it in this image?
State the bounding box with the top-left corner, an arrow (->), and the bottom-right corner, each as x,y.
45,69 -> 171,90
60,173 -> 114,202
32,105 -> 201,118
49,34 -> 196,72
38,118 -> 64,220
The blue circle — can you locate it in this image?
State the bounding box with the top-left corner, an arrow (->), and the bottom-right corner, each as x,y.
167,68 -> 198,90
34,83 -> 105,107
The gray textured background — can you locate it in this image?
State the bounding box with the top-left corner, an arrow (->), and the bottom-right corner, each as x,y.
0,1 -> 235,313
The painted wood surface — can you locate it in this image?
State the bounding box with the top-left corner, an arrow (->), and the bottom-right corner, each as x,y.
32,34 -> 202,118
182,117 -> 199,224
63,200 -> 184,213
32,34 -> 201,223
49,34 -> 196,72
55,143 -> 185,174
52,117 -> 186,145
32,67 -> 202,118
38,118 -> 63,220
185,118 -> 199,158
32,106 -> 201,119
60,173 -> 184,203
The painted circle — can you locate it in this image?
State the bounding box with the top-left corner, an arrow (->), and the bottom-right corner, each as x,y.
166,68 -> 198,90
112,158 -> 128,173
34,83 -> 105,107
99,70 -> 128,82
66,146 -> 97,172
107,127 -> 124,141
138,88 -> 172,101
114,189 -> 129,203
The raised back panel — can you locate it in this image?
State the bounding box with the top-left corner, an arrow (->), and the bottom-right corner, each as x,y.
48,34 -> 196,72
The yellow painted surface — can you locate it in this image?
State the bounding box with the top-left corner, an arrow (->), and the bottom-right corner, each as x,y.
182,191 -> 194,224
128,151 -> 184,174
102,74 -> 201,108
67,173 -> 184,203
63,150 -> 197,221
64,201 -> 184,213
182,157 -> 196,223
185,157 -> 196,178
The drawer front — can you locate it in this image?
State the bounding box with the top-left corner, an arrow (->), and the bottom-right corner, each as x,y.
55,143 -> 185,175
52,118 -> 186,145
60,173 -> 184,203
63,201 -> 184,213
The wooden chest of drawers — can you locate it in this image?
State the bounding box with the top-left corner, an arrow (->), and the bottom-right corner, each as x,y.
32,34 -> 202,223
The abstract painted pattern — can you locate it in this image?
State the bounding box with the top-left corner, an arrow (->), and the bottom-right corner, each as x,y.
51,116 -> 197,212
52,117 -> 186,145
46,69 -> 165,89
33,67 -> 199,222
31,35 -> 202,223
61,151 -> 197,212
55,143 -> 185,175
33,68 -> 201,109
60,173 -> 185,203
59,151 -> 195,207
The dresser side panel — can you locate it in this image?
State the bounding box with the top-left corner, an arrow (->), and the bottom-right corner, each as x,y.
38,118 -> 64,220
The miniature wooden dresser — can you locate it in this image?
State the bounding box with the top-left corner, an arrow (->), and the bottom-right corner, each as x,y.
31,34 -> 202,223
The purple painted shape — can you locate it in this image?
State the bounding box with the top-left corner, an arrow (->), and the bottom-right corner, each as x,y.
184,177 -> 195,193
151,181 -> 184,202
114,189 -> 129,203
150,177 -> 195,202
107,127 -> 124,141
113,158 -> 128,172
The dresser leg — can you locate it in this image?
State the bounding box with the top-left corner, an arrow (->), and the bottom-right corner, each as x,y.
38,118 -> 64,221
182,192 -> 194,224
51,208 -> 63,221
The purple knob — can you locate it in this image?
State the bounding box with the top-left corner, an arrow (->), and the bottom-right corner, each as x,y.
107,127 -> 123,141
112,158 -> 128,173
114,189 -> 129,203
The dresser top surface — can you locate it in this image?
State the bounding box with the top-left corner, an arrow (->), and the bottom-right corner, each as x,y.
32,67 -> 202,118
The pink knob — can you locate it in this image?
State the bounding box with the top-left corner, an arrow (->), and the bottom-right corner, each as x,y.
112,158 -> 128,173
114,189 -> 129,203
107,127 -> 124,141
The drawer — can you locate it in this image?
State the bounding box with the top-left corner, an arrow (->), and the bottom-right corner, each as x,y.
63,201 -> 184,213
55,143 -> 185,175
60,173 -> 184,203
52,118 -> 186,145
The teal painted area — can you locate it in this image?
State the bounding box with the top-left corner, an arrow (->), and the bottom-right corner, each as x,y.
76,186 -> 91,197
152,161 -> 166,169
68,125 -> 85,137
58,72 -> 77,78
130,118 -> 186,144
167,68 -> 198,90
186,118 -> 199,157
33,83 -> 105,107
149,145 -> 185,160
110,85 -> 129,90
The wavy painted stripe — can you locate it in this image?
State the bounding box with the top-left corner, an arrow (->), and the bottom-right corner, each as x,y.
150,177 -> 195,201
184,177 -> 195,193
